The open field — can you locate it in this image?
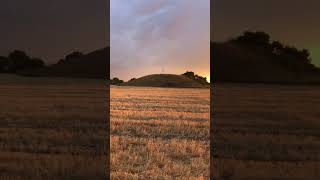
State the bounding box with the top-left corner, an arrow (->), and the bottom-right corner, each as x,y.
0,75 -> 106,179
212,84 -> 320,179
110,86 -> 210,179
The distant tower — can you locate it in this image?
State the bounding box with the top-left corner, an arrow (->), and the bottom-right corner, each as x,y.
161,67 -> 165,74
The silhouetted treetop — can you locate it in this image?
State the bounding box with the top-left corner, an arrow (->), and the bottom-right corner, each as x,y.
65,51 -> 83,60
30,58 -> 45,67
230,31 -> 313,67
182,71 -> 195,78
5,50 -> 45,73
231,31 -> 271,47
0,47 -> 109,79
9,50 -> 30,61
212,31 -> 320,83
110,77 -> 124,85
55,51 -> 84,65
182,71 -> 208,85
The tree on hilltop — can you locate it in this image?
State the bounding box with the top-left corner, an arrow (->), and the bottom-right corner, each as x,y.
182,71 -> 208,85
110,77 -> 124,85
230,31 -> 315,73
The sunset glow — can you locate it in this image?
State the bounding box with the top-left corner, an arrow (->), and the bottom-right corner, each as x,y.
111,0 -> 210,81
206,74 -> 211,83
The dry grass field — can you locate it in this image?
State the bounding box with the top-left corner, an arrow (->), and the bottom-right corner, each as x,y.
110,86 -> 210,179
0,75 -> 106,179
212,84 -> 320,179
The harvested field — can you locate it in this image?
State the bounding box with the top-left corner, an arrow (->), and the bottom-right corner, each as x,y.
212,84 -> 320,179
110,86 -> 210,179
0,75 -> 107,179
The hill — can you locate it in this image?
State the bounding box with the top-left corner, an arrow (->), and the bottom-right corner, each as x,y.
19,48 -> 109,79
212,31 -> 320,84
120,74 -> 209,88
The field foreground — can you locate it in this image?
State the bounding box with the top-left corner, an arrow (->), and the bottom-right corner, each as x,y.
213,84 -> 320,179
111,86 -> 210,179
0,75 -> 106,179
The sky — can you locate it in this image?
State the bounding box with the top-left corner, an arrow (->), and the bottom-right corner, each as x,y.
111,0 -> 210,81
2,1 -> 320,75
0,0 -> 108,64
213,0 -> 320,67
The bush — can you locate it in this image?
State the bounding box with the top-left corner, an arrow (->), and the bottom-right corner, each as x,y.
182,71 -> 208,85
110,77 -> 124,85
7,50 -> 45,72
0,56 -> 9,73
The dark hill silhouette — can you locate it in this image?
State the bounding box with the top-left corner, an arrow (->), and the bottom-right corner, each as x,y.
212,31 -> 320,83
120,74 -> 209,88
19,48 -> 109,79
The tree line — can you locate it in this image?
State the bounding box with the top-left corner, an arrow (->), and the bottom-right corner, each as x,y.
0,50 -> 45,73
230,31 -> 319,73
0,50 -> 88,74
182,71 -> 209,85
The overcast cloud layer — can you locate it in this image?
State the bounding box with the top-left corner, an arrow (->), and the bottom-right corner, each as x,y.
111,0 -> 210,81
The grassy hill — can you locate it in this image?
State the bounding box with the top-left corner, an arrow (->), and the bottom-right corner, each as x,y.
120,74 -> 209,88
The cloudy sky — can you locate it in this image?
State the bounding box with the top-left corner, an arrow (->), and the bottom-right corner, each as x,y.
111,0 -> 210,81
0,0 -> 108,64
213,0 -> 320,67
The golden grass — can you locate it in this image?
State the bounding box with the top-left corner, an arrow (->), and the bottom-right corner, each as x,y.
212,84 -> 320,179
0,75 -> 106,179
110,86 -> 210,179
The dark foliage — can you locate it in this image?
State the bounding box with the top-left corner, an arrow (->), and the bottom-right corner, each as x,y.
57,51 -> 84,65
230,31 -> 314,70
0,50 -> 45,73
18,48 -> 109,79
231,31 -> 271,48
182,71 -> 209,85
0,56 -> 9,73
212,31 -> 320,83
0,48 -> 109,79
110,77 -> 124,85
65,51 -> 83,60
